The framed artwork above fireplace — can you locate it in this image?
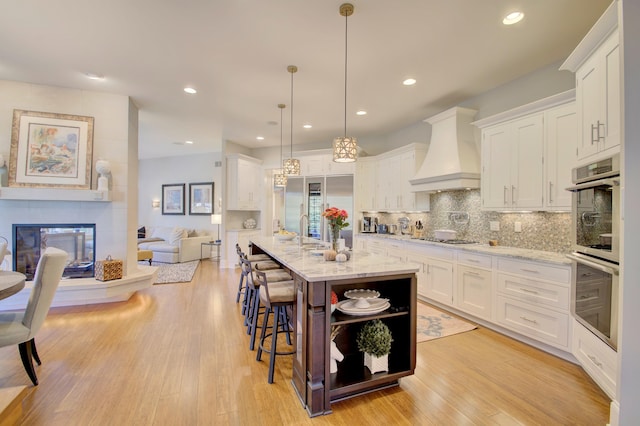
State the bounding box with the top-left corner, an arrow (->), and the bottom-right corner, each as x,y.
9,109 -> 95,189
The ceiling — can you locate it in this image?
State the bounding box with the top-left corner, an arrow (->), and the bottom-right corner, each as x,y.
0,0 -> 611,159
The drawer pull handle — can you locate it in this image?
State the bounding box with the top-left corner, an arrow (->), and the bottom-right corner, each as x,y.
521,269 -> 539,274
466,259 -> 480,263
588,354 -> 603,368
521,288 -> 539,294
520,316 -> 538,324
466,271 -> 481,276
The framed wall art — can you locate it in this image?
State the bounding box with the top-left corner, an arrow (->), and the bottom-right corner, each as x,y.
162,183 -> 185,215
189,182 -> 214,215
9,109 -> 94,189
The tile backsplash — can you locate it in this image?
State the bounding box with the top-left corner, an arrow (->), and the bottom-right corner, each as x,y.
367,189 -> 571,254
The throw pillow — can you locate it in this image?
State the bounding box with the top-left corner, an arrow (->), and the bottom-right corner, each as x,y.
137,226 -> 146,239
169,227 -> 187,245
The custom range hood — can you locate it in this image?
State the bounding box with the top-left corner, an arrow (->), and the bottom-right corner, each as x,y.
410,106 -> 480,192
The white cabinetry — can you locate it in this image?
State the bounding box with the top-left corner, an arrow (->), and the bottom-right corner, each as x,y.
373,144 -> 429,212
574,30 -> 620,161
481,114 -> 544,210
475,90 -> 576,212
544,102 -> 576,210
560,2 -> 619,162
572,319 -> 617,399
355,157 -> 377,212
456,252 -> 493,320
408,244 -> 456,304
495,257 -> 571,350
225,229 -> 262,268
299,150 -> 355,176
226,154 -> 263,210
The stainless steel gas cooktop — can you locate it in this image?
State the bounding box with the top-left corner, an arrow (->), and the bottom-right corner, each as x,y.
420,237 -> 479,245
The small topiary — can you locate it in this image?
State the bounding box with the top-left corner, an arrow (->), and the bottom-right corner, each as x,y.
356,319 -> 393,358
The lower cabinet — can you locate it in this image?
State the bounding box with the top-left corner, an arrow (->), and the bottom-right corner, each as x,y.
425,258 -> 455,305
494,257 -> 571,350
456,265 -> 492,320
572,319 -> 617,400
495,295 -> 570,349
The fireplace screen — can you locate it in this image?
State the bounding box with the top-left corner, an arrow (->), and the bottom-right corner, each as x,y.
12,224 -> 96,280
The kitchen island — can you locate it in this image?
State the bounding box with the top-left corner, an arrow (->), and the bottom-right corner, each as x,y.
250,236 -> 419,417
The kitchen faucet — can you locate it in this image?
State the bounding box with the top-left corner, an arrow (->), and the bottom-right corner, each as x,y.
299,213 -> 308,248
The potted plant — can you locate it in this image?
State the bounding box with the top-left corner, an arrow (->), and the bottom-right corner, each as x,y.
356,319 -> 393,373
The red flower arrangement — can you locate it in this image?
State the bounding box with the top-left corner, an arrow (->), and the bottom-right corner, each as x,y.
322,207 -> 349,231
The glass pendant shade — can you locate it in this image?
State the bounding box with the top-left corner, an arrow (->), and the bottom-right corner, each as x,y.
274,172 -> 287,187
283,158 -> 301,176
333,136 -> 358,162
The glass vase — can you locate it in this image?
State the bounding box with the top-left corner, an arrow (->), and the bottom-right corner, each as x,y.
331,227 -> 340,252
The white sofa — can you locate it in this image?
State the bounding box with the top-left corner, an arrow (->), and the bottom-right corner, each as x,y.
137,226 -> 213,264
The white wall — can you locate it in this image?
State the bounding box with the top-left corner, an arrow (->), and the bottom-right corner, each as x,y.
618,0 -> 640,423
0,80 -> 138,274
138,152 -> 223,231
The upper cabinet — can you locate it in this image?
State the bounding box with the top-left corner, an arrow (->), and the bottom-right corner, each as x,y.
574,30 -> 620,161
298,150 -> 355,176
560,2 -> 620,163
544,102 -> 576,210
364,143 -> 429,212
481,113 -> 544,210
475,91 -> 576,212
226,154 -> 263,211
355,157 -> 377,212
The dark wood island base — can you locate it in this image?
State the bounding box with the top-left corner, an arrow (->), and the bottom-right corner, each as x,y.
250,238 -> 417,417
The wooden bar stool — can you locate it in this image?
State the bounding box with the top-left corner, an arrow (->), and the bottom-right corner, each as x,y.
254,269 -> 296,384
240,257 -> 292,351
235,243 -> 271,306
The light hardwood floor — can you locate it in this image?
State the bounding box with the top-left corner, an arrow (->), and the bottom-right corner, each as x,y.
0,260 -> 610,425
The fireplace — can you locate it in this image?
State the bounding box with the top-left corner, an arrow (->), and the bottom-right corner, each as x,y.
12,224 -> 96,280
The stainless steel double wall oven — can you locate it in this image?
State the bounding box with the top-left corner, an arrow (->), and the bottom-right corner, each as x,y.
566,154 -> 620,350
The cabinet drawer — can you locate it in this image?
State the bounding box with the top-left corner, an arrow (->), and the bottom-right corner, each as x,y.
406,242 -> 455,261
497,273 -> 570,311
457,251 -> 492,269
572,320 -> 617,399
496,295 -> 569,348
497,258 -> 570,284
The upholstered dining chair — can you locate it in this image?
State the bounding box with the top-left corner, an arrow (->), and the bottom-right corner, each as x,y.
0,247 -> 67,385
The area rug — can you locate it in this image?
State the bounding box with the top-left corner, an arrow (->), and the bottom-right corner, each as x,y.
152,260 -> 200,284
416,302 -> 477,343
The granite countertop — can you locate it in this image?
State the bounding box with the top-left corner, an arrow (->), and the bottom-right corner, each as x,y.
358,234 -> 571,266
250,236 -> 419,282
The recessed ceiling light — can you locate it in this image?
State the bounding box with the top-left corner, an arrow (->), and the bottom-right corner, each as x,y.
185,140 -> 194,145
503,11 -> 524,25
256,136 -> 264,140
356,110 -> 367,116
85,72 -> 104,80
403,78 -> 416,86
303,124 -> 312,129
184,87 -> 197,94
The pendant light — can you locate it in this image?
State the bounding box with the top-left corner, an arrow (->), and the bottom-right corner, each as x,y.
283,65 -> 301,175
333,3 -> 358,163
274,103 -> 288,187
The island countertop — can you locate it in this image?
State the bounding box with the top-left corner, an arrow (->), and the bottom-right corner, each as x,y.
250,236 -> 419,282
